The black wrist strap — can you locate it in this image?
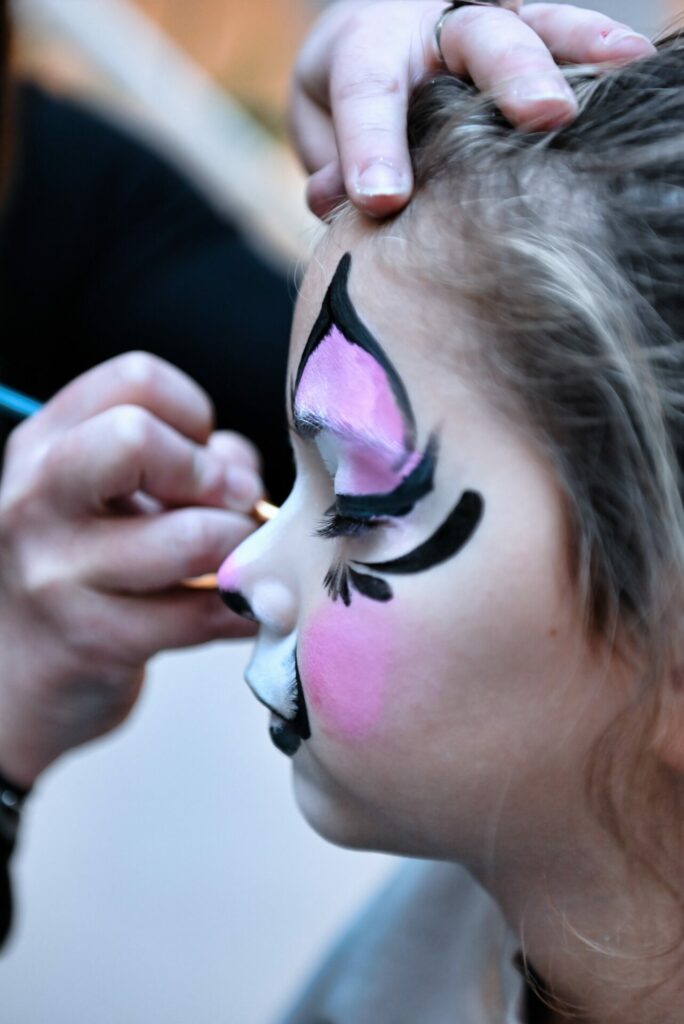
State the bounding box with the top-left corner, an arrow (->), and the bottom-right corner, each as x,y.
0,770 -> 28,950
0,770 -> 30,845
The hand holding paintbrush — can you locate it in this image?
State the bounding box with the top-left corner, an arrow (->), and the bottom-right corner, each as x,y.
0,373 -> 278,590
0,354 -> 275,786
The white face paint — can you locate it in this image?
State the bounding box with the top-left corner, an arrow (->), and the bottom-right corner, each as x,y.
244,631 -> 298,720
217,485 -> 313,753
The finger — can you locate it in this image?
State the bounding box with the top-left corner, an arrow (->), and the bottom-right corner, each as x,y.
293,2 -> 449,217
438,6 -> 579,130
289,85 -> 338,175
81,506 -> 255,592
43,407 -> 238,513
99,589 -> 257,663
520,5 -> 656,64
329,54 -> 411,211
27,352 -> 214,446
208,430 -> 264,512
208,430 -> 262,474
306,160 -> 347,219
328,7 -> 420,215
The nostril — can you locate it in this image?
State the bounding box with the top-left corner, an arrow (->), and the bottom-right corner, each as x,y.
219,589 -> 256,621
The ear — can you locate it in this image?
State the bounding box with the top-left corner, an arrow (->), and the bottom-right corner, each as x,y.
651,667 -> 684,774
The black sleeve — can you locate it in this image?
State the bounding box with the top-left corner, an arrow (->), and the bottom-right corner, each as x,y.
0,84 -> 294,501
0,818 -> 15,949
0,772 -> 29,951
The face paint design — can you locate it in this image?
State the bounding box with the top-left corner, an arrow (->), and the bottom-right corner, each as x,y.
356,491 -> 483,576
227,253 -> 486,757
218,541 -> 310,756
292,252 -> 435,518
243,634 -> 310,757
292,253 -> 484,609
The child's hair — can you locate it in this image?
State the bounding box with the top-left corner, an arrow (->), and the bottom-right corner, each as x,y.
378,30 -> 684,1005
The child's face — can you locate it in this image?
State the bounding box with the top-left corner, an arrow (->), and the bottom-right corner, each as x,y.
219,226 -> 628,866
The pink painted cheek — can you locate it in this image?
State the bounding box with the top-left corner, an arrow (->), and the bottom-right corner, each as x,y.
299,598 -> 393,742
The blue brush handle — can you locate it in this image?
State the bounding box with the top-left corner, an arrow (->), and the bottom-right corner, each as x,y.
0,384 -> 43,421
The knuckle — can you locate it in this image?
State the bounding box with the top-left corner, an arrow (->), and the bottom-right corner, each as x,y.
341,8 -> 371,40
109,405 -> 154,455
114,351 -> 164,394
3,421 -> 29,463
21,567 -> 70,619
455,5 -> 500,29
210,430 -> 261,470
173,513 -> 218,574
0,492 -> 33,536
333,67 -> 403,105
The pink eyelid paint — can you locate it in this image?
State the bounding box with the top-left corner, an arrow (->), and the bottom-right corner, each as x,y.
295,324 -> 420,496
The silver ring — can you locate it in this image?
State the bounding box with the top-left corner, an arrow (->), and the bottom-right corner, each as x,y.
434,0 -> 519,64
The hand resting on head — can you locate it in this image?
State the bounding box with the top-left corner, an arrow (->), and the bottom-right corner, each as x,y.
292,0 -> 655,218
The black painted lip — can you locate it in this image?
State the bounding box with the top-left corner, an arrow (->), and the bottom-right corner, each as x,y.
269,714 -> 303,757
245,654 -> 311,758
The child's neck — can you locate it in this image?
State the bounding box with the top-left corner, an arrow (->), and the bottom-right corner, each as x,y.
474,818 -> 684,1023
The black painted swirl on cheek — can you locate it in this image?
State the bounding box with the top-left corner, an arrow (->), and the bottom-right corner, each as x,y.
356,491 -> 484,577
324,491 -> 485,605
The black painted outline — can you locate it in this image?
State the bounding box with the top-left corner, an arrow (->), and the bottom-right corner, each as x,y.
335,433 -> 438,520
355,491 -> 484,576
265,652 -> 311,758
291,252 -> 417,456
324,562 -> 394,605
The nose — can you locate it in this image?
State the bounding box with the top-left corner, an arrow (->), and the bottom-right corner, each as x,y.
217,504 -> 312,756
217,511 -> 299,635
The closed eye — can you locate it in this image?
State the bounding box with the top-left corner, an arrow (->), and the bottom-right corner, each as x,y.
334,433 -> 438,521
315,507 -> 387,539
351,491 -> 484,576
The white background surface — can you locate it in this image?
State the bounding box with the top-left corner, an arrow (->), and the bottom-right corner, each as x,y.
0,642 -> 393,1024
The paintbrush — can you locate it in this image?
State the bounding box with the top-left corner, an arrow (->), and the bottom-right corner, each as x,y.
0,382 -> 278,590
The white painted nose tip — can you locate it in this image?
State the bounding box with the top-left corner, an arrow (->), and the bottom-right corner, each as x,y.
250,579 -> 297,634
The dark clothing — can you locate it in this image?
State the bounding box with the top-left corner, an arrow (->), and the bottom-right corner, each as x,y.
0,82 -> 294,500
0,82 -> 296,947
0,827 -> 13,948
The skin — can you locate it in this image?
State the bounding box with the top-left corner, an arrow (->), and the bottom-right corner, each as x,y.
220,225 -> 684,1022
0,0 -> 652,787
0,353 -> 260,786
293,1 -> 656,217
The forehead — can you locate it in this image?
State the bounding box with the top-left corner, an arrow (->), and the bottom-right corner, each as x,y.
290,227 -> 450,387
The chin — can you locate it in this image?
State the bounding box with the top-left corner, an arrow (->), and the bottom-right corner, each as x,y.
291,749 -> 390,852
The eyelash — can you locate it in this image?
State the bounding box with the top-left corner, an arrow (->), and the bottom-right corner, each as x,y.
315,508 -> 387,540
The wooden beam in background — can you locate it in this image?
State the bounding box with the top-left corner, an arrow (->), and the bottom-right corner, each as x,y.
133,0 -> 314,119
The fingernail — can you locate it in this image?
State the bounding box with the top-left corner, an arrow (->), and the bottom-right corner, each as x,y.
602,28 -> 652,52
225,465 -> 263,512
513,77 -> 576,107
354,160 -> 409,198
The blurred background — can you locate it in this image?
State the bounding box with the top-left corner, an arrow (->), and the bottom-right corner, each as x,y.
1,0 -> 680,1022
